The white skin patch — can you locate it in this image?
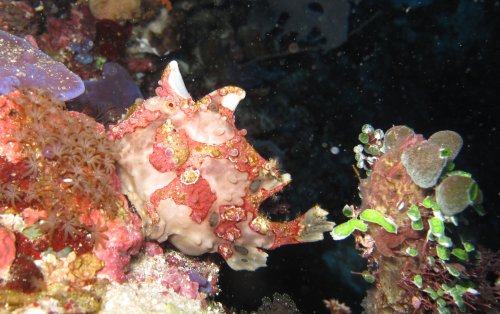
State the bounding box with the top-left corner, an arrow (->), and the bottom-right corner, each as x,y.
221,92 -> 243,111
176,111 -> 235,144
167,61 -> 190,99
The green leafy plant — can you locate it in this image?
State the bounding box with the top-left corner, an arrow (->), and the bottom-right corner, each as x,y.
330,208 -> 398,240
330,218 -> 368,240
359,209 -> 398,233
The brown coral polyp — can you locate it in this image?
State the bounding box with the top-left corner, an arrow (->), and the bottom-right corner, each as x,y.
1,89 -> 120,218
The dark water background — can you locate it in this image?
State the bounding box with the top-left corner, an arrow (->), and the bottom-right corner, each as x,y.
163,1 -> 500,313
10,0 -> 496,312
1,0 -> 498,312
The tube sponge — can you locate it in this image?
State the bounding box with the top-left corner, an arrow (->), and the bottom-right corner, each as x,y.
0,30 -> 84,101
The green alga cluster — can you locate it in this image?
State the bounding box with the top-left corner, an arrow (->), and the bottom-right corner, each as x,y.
331,125 -> 492,314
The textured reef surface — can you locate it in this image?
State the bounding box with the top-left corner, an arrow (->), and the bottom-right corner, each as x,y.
0,12 -> 332,312
1,0 -> 499,313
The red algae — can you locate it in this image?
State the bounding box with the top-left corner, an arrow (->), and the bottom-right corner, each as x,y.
6,256 -> 44,293
14,232 -> 44,261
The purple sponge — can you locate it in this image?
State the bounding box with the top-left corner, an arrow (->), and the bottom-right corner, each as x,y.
0,30 -> 84,101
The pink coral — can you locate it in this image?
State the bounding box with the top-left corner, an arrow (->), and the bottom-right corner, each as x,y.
143,241 -> 163,256
110,61 -> 334,270
0,226 -> 15,275
20,208 -> 48,226
89,208 -> 144,283
128,249 -> 219,300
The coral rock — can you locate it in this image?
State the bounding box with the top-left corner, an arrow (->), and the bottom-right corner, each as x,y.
93,211 -> 144,282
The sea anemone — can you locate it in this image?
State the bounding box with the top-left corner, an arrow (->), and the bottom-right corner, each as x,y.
85,223 -> 109,249
21,154 -> 40,178
1,182 -> 23,206
60,213 -> 81,240
39,210 -> 59,239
